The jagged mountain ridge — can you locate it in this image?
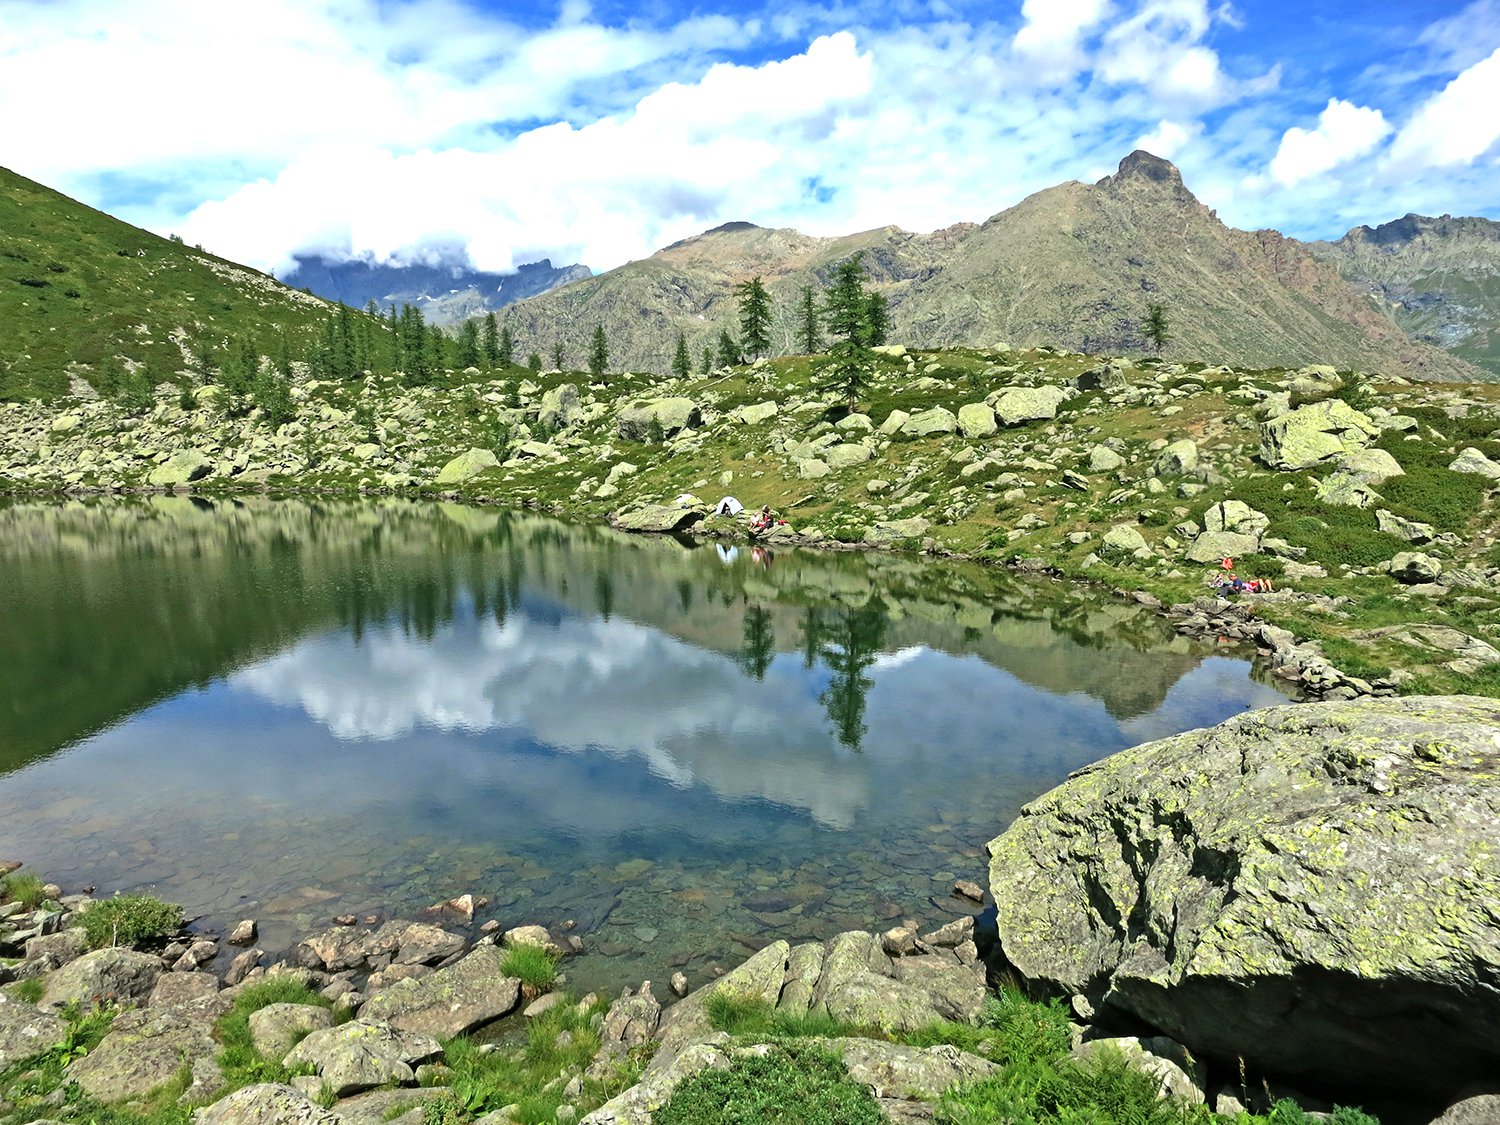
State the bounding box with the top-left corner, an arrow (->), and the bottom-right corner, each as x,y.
495,151 -> 1483,382
280,254 -> 591,328
1310,213 -> 1500,378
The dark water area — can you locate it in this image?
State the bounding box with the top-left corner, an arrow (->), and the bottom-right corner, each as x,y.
0,497 -> 1293,994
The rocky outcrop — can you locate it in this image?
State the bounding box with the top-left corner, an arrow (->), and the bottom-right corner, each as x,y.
69,999 -> 225,1104
1258,400 -> 1380,470
41,947 -> 162,1010
433,448 -> 499,486
616,398 -> 701,442
360,944 -> 520,1039
0,991 -> 64,1068
988,696 -> 1500,1100
147,449 -> 214,488
611,504 -> 705,534
196,1083 -> 345,1125
283,1019 -> 443,1097
584,923 -> 990,1124
992,386 -> 1068,426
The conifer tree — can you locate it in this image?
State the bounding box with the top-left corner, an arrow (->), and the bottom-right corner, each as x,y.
716,330 -> 743,368
700,346 -> 714,377
864,292 -> 890,348
498,325 -> 515,368
526,351 -> 542,373
799,284 -> 820,354
481,312 -> 500,366
817,252 -> 876,411
671,332 -> 691,380
398,305 -> 429,384
457,319 -> 481,369
552,341 -> 565,371
736,276 -> 772,361
1143,303 -> 1171,352
588,324 -> 609,380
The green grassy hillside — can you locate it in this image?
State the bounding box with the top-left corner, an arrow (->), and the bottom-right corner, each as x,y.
0,166 -> 334,400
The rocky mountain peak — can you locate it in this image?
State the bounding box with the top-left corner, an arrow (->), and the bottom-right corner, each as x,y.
1097,150 -> 1191,197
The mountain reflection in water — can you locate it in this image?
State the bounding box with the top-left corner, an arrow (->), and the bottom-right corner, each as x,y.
0,498 -> 1292,992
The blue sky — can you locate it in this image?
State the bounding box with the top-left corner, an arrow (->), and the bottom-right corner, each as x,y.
1,0 -> 1495,276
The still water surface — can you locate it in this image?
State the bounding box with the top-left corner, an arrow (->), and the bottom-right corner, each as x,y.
0,497 -> 1292,993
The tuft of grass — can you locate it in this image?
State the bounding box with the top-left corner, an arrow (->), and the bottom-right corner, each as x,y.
78,893 -> 184,949
654,1041 -> 884,1125
419,996 -> 612,1125
499,943 -> 559,995
9,977 -> 46,1004
704,991 -> 873,1042
212,978 -> 333,1091
1,871 -> 47,908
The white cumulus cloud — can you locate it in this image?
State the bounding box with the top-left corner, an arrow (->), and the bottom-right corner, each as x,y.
1387,47 -> 1500,168
1268,98 -> 1392,187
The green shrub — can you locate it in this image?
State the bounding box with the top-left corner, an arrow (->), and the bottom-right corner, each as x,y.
78,893 -> 183,949
499,943 -> 559,993
654,1042 -> 884,1125
1,871 -> 47,908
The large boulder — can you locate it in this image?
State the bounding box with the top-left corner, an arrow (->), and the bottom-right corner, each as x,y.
957,403 -> 997,439
69,1002 -> 224,1104
537,383 -> 580,432
903,407 -> 959,437
1100,524 -> 1148,557
987,696 -> 1500,1100
283,1019 -> 442,1097
0,992 -> 64,1068
1152,439 -> 1198,477
434,448 -> 499,486
41,947 -> 162,1010
1389,551 -> 1444,585
612,504 -> 705,534
1258,400 -> 1380,470
825,442 -> 874,471
148,449 -> 213,488
248,1003 -> 336,1059
1450,447 -> 1500,479
736,401 -> 778,425
992,386 -> 1068,426
1335,447 -> 1404,486
1201,501 -> 1268,537
360,944 -> 520,1039
616,398 -> 701,442
196,1084 -> 344,1125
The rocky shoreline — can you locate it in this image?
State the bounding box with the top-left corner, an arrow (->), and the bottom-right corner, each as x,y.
5,696 -> 1499,1125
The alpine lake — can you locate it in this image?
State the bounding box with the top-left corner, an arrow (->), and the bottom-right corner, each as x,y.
0,497 -> 1294,995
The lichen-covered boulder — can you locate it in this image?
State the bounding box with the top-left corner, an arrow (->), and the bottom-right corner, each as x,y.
987,696 -> 1500,1100
825,442 -> 874,471
1450,447 -> 1500,479
248,1003 -> 335,1060
41,948 -> 162,1010
1153,439 -> 1198,477
1335,447 -> 1404,486
903,407 -> 959,437
1100,524 -> 1148,557
148,449 -> 213,488
68,1003 -> 223,1104
0,992 -> 64,1068
283,1019 -> 441,1097
611,504 -> 705,534
737,401 -> 779,425
993,386 -> 1068,426
537,383 -> 580,432
1258,400 -> 1380,470
1313,472 -> 1379,509
878,409 -> 910,435
434,448 -> 499,486
1201,500 -> 1268,537
957,403 -> 997,439
1389,551 -> 1444,585
360,945 -> 520,1039
196,1083 -> 343,1125
616,398 -> 701,441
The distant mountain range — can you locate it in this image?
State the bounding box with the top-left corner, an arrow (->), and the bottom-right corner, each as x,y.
1311,214 -> 1500,379
280,255 -> 591,327
493,151 -> 1487,383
